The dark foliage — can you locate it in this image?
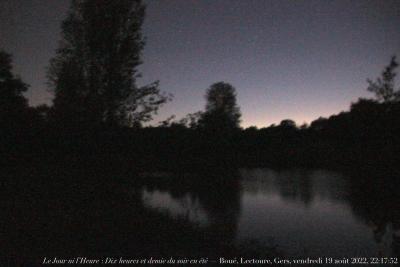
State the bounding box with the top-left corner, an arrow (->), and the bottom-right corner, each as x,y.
198,82 -> 241,134
0,50 -> 29,129
367,56 -> 399,103
0,50 -> 49,154
48,0 -> 170,128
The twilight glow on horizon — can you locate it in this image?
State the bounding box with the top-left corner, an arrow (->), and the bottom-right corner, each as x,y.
1,0 -> 399,128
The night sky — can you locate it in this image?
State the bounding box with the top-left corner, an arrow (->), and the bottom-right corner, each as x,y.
1,0 -> 399,128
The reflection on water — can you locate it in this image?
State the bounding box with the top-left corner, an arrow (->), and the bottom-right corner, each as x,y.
141,168 -> 400,258
142,190 -> 208,225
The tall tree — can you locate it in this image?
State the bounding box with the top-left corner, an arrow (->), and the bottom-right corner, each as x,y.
0,50 -> 29,128
199,82 -> 241,132
48,0 -> 169,127
367,56 -> 399,103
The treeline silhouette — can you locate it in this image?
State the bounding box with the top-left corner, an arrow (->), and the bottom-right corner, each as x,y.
4,94 -> 399,172
2,68 -> 400,172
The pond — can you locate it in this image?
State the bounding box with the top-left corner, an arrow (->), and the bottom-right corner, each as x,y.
141,168 -> 400,258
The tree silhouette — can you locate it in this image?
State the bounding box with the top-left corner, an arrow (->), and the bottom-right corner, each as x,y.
48,0 -> 170,127
279,119 -> 296,128
367,56 -> 399,103
199,82 -> 241,132
173,111 -> 203,129
0,50 -> 29,128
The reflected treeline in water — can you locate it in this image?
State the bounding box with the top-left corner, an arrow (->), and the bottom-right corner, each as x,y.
2,161 -> 253,265
239,168 -> 350,207
141,168 -> 242,249
3,152 -> 400,263
270,169 -> 314,206
142,168 -> 400,258
345,169 -> 400,258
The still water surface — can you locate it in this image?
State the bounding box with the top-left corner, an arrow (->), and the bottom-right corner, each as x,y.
141,168 -> 399,258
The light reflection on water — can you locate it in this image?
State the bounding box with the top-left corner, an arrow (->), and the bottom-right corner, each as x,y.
142,190 -> 208,225
141,168 -> 399,257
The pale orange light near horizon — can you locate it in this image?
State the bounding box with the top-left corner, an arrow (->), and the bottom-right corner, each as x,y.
240,101 -> 356,129
243,116 -> 315,129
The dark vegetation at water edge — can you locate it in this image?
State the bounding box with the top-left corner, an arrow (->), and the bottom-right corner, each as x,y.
2,57 -> 400,172
2,152 -> 400,264
2,157 -> 282,264
3,95 -> 400,173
